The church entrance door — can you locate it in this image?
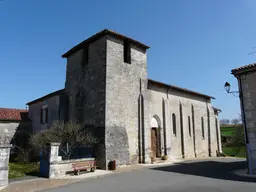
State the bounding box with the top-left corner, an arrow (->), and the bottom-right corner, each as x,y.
151,128 -> 160,158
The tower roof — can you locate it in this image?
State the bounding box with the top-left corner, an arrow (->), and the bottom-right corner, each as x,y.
62,29 -> 150,58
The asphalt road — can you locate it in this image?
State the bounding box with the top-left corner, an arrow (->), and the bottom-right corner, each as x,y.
41,158 -> 256,192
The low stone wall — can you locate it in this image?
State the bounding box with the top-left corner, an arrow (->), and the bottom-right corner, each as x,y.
0,145 -> 11,190
40,143 -> 96,178
49,157 -> 95,178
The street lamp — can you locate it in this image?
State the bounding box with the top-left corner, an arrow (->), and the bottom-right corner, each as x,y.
224,82 -> 239,96
224,81 -> 252,175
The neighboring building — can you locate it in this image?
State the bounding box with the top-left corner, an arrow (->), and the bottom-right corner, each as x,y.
27,29 -> 222,169
0,108 -> 29,144
232,63 -> 256,173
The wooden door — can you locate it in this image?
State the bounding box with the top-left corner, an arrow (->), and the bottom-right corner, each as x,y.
151,128 -> 158,158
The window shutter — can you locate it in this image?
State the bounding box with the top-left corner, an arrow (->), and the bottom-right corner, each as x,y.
45,108 -> 48,123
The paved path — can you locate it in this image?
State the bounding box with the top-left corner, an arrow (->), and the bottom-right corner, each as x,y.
41,158 -> 256,192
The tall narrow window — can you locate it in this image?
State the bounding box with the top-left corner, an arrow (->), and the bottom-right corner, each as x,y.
45,107 -> 48,123
40,106 -> 48,124
188,116 -> 191,137
82,46 -> 88,65
40,108 -> 43,124
201,117 -> 205,138
172,113 -> 176,136
76,92 -> 85,123
124,40 -> 131,64
81,46 -> 88,77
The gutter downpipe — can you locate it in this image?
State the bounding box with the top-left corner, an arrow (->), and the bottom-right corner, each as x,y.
238,74 -> 252,175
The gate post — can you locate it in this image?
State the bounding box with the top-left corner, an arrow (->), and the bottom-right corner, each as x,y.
0,144 -> 12,190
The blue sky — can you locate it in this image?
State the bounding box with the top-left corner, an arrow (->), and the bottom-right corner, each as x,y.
0,0 -> 255,120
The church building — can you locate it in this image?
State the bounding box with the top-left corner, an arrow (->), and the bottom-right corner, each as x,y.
27,29 -> 222,169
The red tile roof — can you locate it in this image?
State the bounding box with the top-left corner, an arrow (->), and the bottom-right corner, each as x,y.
0,108 -> 28,121
232,63 -> 256,75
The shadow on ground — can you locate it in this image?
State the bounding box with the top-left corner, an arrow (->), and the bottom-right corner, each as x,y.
150,159 -> 256,183
26,170 -> 40,177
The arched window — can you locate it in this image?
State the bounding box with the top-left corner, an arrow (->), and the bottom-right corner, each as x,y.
201,117 -> 205,138
172,113 -> 176,136
188,116 -> 191,137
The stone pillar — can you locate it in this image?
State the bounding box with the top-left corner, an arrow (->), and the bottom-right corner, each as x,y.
40,142 -> 61,178
49,143 -> 61,163
49,143 -> 61,179
0,144 -> 12,190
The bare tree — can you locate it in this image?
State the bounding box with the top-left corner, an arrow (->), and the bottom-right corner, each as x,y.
220,119 -> 230,125
30,121 -> 99,160
231,118 -> 241,126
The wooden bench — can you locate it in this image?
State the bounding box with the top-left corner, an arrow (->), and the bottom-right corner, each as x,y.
72,160 -> 96,175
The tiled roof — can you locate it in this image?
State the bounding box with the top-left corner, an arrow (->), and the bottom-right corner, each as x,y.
231,63 -> 256,75
0,108 -> 28,121
148,79 -> 215,99
62,29 -> 150,58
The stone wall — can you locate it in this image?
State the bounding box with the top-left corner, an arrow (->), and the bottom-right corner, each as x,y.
105,36 -> 149,167
64,36 -> 107,169
28,94 -> 61,133
41,143 -> 95,178
0,122 -> 19,144
147,83 -> 221,160
0,145 -> 11,190
238,72 -> 256,173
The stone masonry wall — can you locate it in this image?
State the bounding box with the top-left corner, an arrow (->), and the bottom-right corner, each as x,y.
65,36 -> 107,169
238,72 -> 256,172
105,36 -> 149,167
28,94 -> 60,133
148,83 -> 220,160
0,122 -> 19,144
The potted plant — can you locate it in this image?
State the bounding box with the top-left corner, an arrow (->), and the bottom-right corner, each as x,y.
161,155 -> 168,161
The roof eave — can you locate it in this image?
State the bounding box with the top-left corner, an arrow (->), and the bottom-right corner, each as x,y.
26,89 -> 64,106
148,79 -> 215,100
231,65 -> 256,76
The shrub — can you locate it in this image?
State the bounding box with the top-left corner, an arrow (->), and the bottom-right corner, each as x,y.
161,155 -> 168,160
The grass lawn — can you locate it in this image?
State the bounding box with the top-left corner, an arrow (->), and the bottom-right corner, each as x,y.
222,146 -> 246,158
8,162 -> 39,179
220,126 -> 239,137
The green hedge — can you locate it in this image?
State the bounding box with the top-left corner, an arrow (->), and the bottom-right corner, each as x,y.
222,146 -> 246,158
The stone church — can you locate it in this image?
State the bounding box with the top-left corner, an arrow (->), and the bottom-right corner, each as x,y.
27,29 -> 222,169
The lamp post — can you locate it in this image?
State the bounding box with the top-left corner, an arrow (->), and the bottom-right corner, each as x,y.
224,81 -> 252,175
224,82 -> 239,96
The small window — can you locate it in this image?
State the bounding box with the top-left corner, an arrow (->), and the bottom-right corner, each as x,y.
82,46 -> 88,65
40,106 -> 48,124
123,40 -> 131,64
201,117 -> 204,138
188,116 -> 191,137
172,113 -> 176,136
